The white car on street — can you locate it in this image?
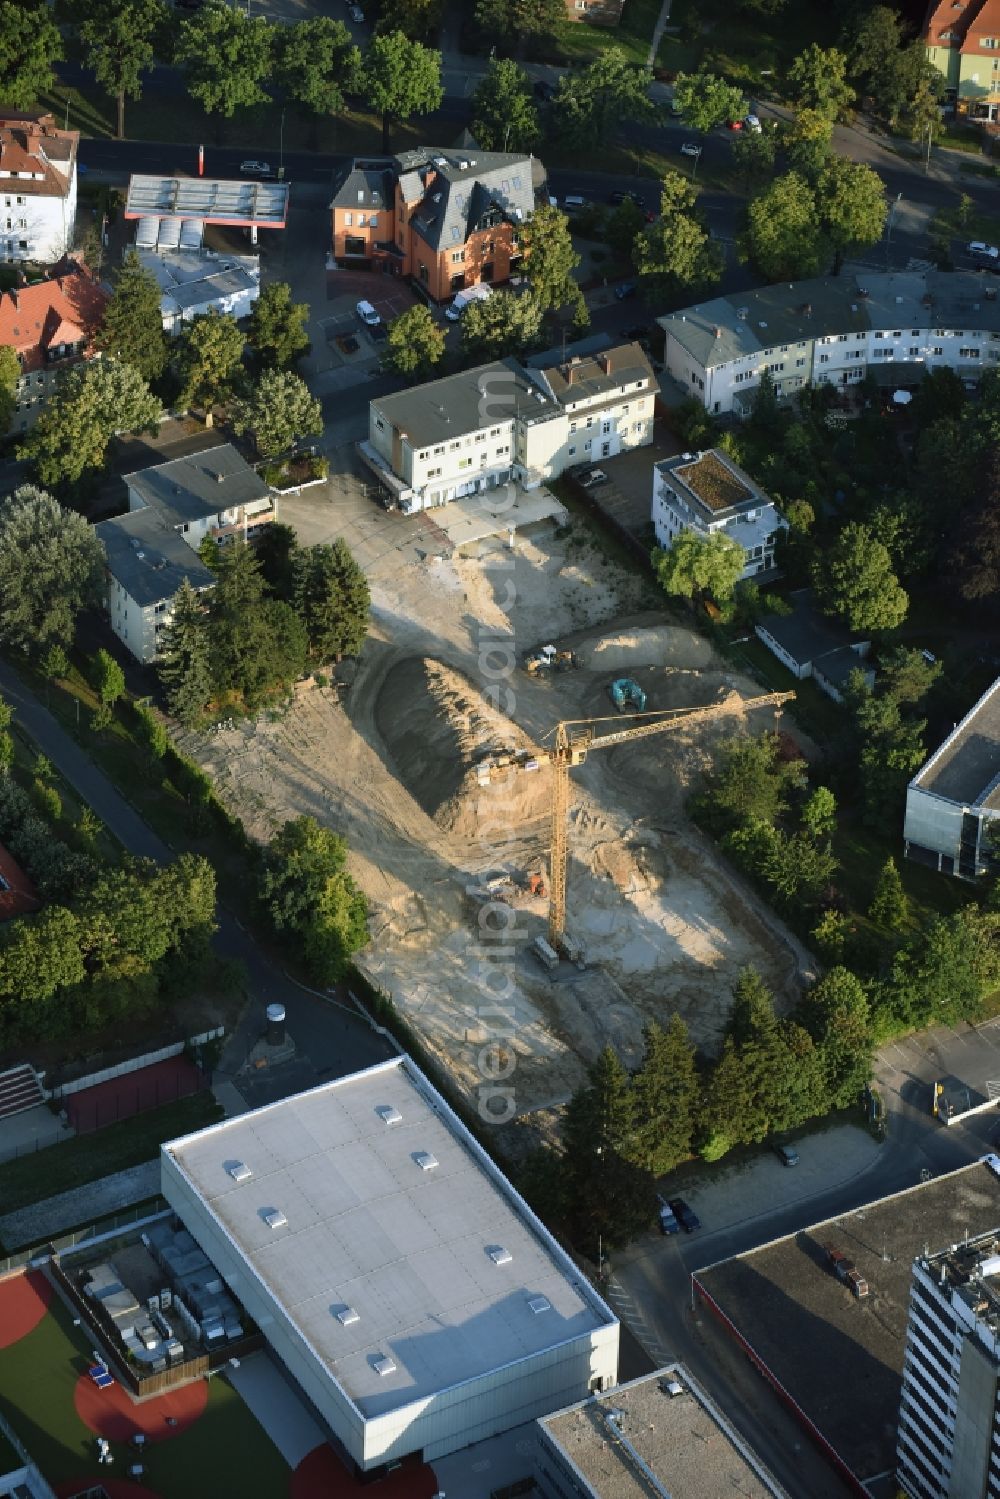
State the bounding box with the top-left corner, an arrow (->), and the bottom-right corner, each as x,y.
680,141 -> 702,158
969,240 -> 1000,260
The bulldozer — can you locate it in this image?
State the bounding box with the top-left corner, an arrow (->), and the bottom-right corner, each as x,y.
526,872 -> 547,898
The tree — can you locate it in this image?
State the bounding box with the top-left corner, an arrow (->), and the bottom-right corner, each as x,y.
671,71 -> 746,134
248,283 -> 310,371
18,361 -> 160,488
815,157 -> 888,271
521,205 -> 586,322
801,785 -> 837,841
653,529 -> 745,604
903,74 -> 945,149
277,16 -> 359,117
879,645 -> 941,707
474,0 -> 566,48
91,648 -> 125,708
629,1017 -> 698,1175
812,522 -> 908,631
869,856 -> 908,930
176,1 -> 274,116
97,249 -> 168,383
0,344 -> 18,435
605,197 -> 645,262
555,48 -> 652,149
849,683 -> 927,832
460,289 -> 543,360
634,171 -> 723,296
788,43 -> 856,120
156,579 -> 213,726
80,0 -> 167,139
951,447 -> 1000,602
174,311 -> 245,412
0,486 -> 104,657
363,31 -> 443,151
229,370 -> 322,459
382,304 -> 447,376
209,542 -> 307,706
255,522 -> 299,598
746,171 -> 828,281
731,125 -> 776,190
472,58 -> 540,152
0,1 -> 62,109
563,1046 -> 654,1247
699,732 -> 806,833
729,965 -> 778,1044
783,108 -> 834,180
260,815 -> 368,983
292,540 -> 370,663
376,0 -> 442,40
799,966 -> 873,1107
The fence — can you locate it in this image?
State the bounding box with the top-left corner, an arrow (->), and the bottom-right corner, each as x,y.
66,1058 -> 209,1136
50,1027 -> 225,1100
0,1200 -> 168,1280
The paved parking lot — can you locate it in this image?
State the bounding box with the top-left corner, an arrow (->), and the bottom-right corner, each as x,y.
878,1017 -> 1000,1130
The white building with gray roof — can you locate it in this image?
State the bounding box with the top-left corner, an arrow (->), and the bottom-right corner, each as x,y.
161,1055 -> 618,1477
136,248 -> 259,334
652,447 -> 787,580
904,675 -> 1000,878
660,270 -> 1000,416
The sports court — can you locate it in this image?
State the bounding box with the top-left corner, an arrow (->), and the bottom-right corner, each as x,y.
65,1057 -> 206,1135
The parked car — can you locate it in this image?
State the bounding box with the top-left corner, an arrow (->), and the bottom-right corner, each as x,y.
608,188 -> 646,210
744,114 -> 762,132
659,1201 -> 680,1235
356,299 -> 381,327
772,1141 -> 800,1167
348,3 -> 364,20
969,240 -> 1000,260
240,159 -> 271,175
579,468 -> 609,488
368,322 -> 388,342
668,1197 -> 700,1233
680,142 -> 702,158
614,279 -> 638,301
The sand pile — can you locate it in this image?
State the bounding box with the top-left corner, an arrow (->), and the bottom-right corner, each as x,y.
375,656 -> 551,834
580,625 -> 714,673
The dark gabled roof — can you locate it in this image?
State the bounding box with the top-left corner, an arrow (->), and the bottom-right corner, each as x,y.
525,333 -> 614,371
329,159 -> 394,213
757,589 -> 868,670
397,147 -> 535,254
96,506 -> 215,608
371,357 -> 555,449
124,444 -> 270,525
529,342 -> 655,407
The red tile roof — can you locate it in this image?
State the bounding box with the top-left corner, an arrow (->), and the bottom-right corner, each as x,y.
0,112 -> 77,198
0,262 -> 108,376
0,844 -> 41,923
960,0 -> 1000,51
924,0 -> 991,47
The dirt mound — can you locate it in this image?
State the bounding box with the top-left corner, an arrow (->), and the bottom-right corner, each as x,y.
580,625 -> 714,673
375,656 -> 550,834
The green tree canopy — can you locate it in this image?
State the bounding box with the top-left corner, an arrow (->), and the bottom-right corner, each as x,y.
788,43 -> 856,120
18,360 -> 160,488
382,304 -> 447,376
629,1017 -> 698,1176
229,370 -> 322,459
555,47 -> 652,149
0,1 -> 62,109
91,648 -> 125,707
698,731 -> 806,833
472,58 -> 540,153
653,528 -> 745,603
562,1046 -> 655,1248
521,204 -> 586,322
80,0 -> 168,138
731,125 -> 777,190
812,521 -> 908,631
363,31 -> 443,150
0,344 -> 19,435
208,542 -> 307,706
798,966 -> 873,1107
635,171 -> 723,296
375,0 -> 442,40
474,0 -> 564,45
277,16 -> 359,116
97,249 -> 168,383
672,71 -> 746,133
292,539 -> 370,663
815,157 -> 888,269
176,1 -> 274,116
0,486 -> 104,657
801,785 -> 837,841
746,171 -> 828,281
248,282 -> 310,370
174,310 -> 245,411
460,289 -> 543,361
156,578 -> 212,725
869,855 -> 908,930
783,108 -> 834,180
260,815 -> 368,983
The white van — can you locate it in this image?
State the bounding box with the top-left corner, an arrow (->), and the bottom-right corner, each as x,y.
445,282 -> 493,321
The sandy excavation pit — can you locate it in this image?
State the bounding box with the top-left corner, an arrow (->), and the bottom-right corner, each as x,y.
186,526 -> 813,1122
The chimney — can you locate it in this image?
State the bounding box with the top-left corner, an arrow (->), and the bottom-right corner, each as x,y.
599,352 -> 613,374
563,363 -> 574,385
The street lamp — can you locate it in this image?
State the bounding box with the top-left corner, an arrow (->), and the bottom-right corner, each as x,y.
885,191 -> 903,271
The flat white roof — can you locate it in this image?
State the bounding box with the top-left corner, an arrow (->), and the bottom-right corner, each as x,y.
124,174 -> 289,228
162,1056 -> 615,1417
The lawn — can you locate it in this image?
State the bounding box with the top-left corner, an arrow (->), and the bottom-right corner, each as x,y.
552,0 -> 665,67
0,1093 -> 223,1220
661,0 -> 840,90
0,1283 -> 289,1496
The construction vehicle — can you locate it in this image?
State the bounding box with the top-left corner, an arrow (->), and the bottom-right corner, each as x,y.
476,689 -> 794,956
610,678 -> 647,713
524,646 -> 578,675
527,873 -> 547,898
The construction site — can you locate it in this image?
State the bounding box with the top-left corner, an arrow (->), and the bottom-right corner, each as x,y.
186,517 -> 813,1130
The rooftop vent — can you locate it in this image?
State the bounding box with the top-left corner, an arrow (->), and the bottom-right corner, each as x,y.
736,307 -> 748,320
488,1246 -> 513,1266
895,296 -> 904,304
758,320 -> 767,328
228,1162 -> 252,1183
264,1209 -> 287,1230
414,1151 -> 439,1172
214,471 -> 225,483
373,1353 -> 397,1377
336,1306 -> 360,1326
376,1104 -> 402,1125
528,1296 -> 551,1315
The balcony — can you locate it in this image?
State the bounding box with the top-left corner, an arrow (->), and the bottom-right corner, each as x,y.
209,507 -> 277,542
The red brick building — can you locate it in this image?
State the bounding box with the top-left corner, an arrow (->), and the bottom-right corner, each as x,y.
564,0 -> 625,21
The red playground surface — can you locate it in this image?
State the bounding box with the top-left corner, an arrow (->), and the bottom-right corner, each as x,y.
290,1444 -> 439,1499
74,1371 -> 209,1444
0,1269 -> 53,1349
65,1056 -> 205,1133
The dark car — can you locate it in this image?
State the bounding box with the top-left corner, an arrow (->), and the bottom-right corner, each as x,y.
614,280 -> 638,301
368,322 -> 388,343
772,1141 -> 800,1167
668,1196 -> 700,1233
608,188 -> 646,209
658,1202 -> 680,1235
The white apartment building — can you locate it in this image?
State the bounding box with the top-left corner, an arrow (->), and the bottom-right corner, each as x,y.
652,447 -> 786,579
0,113 -> 78,265
95,445 -> 277,662
904,675 -> 1000,879
897,1203 -> 1000,1499
362,340 -> 655,513
660,270 -> 1000,417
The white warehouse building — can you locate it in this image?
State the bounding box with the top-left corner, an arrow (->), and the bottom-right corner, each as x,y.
904,675 -> 1000,879
659,270 -> 1000,417
161,1055 -> 619,1477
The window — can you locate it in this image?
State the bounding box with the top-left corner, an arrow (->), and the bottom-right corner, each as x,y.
426,467 -> 441,478
892,330 -> 902,338
960,346 -> 981,358
909,346 -> 919,356
837,334 -> 848,343
874,330 -> 884,339
458,457 -> 472,469
819,354 -> 829,363
568,446 -> 576,456
911,330 -> 920,337
932,345 -> 943,356
451,250 -> 465,263
569,421 -> 577,433
344,212 -> 353,226
795,357 -> 806,367
375,416 -> 385,430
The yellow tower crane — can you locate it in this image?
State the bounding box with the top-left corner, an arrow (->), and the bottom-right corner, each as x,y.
477,689 -> 795,953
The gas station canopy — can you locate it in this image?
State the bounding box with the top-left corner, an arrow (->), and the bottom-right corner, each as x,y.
124,175 -> 289,230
